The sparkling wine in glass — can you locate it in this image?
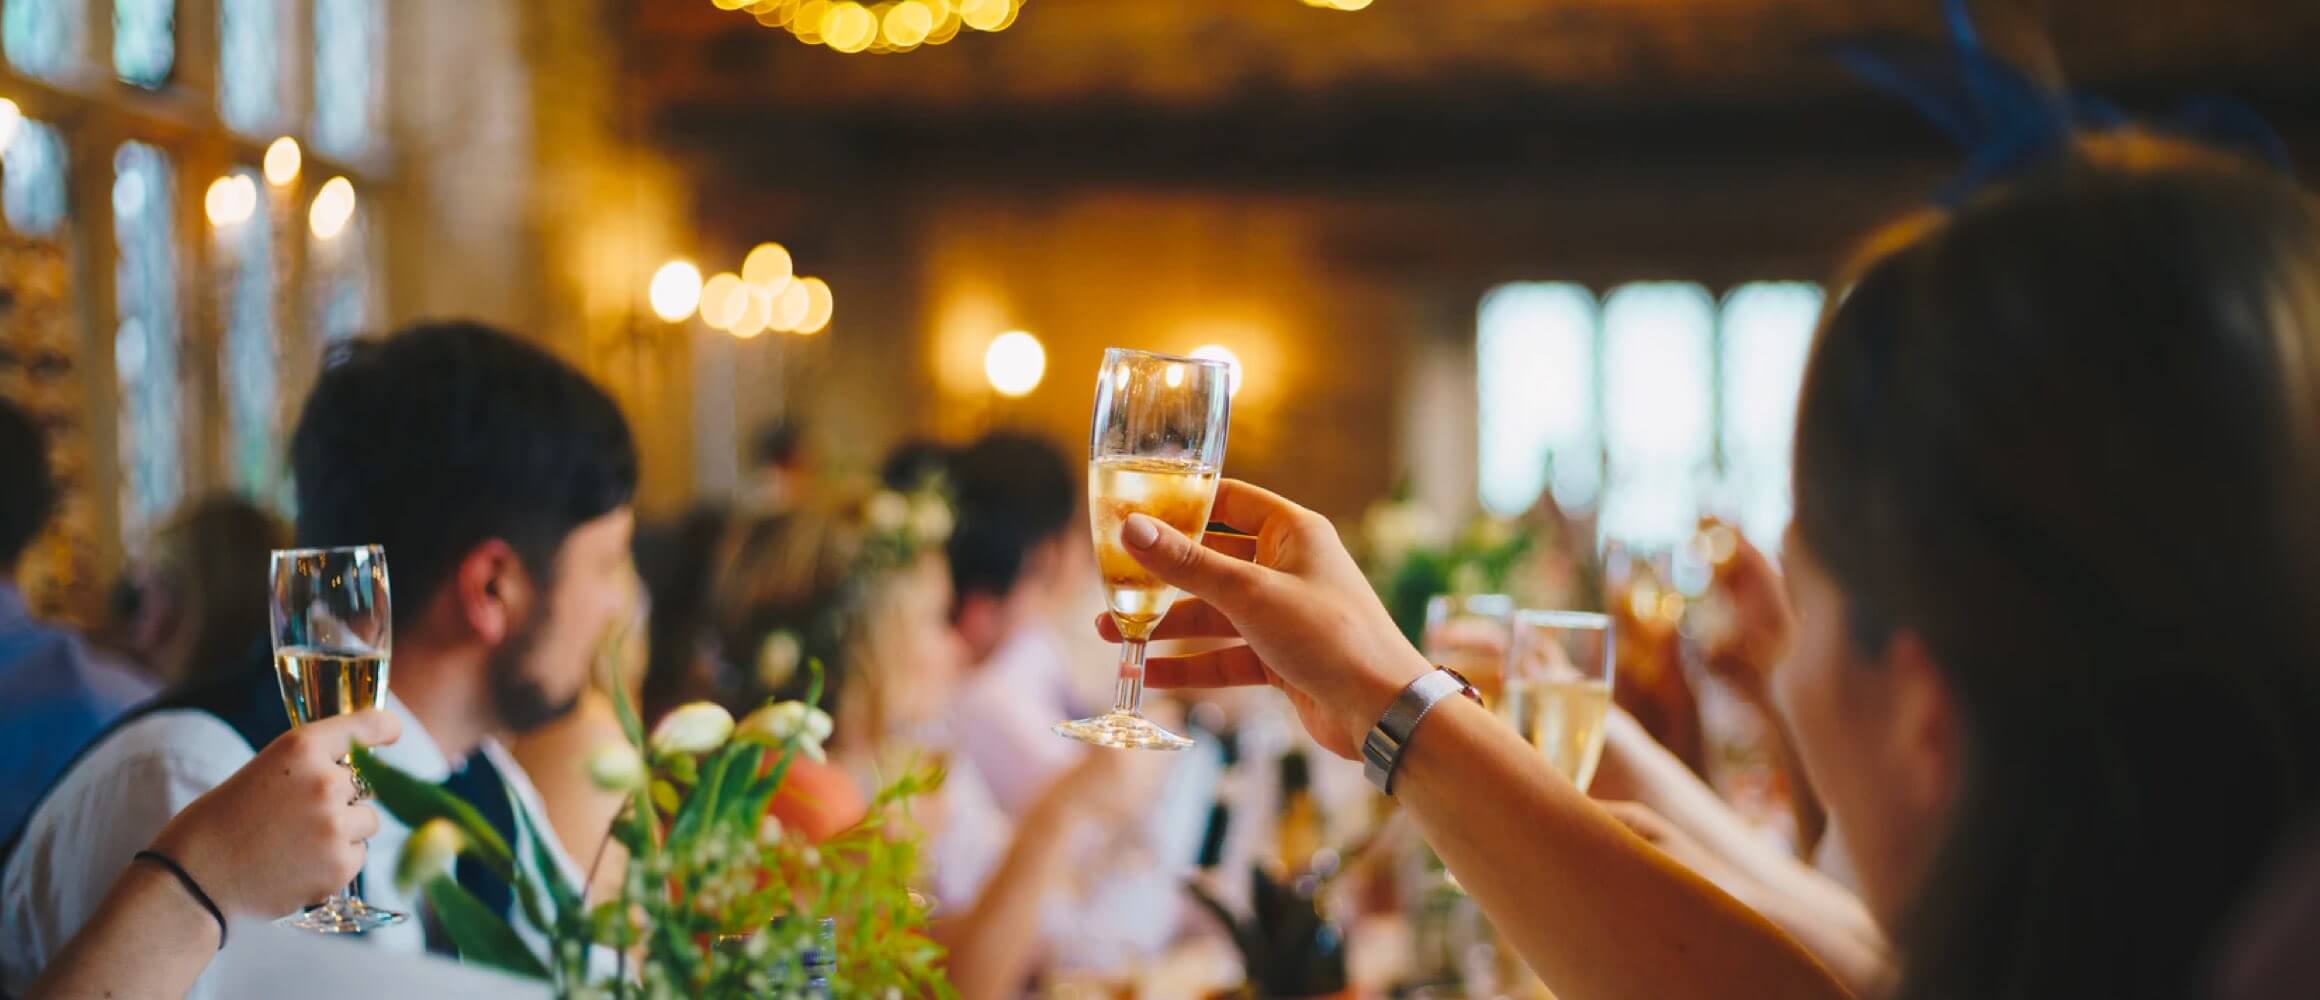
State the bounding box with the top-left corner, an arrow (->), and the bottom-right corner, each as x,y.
269,544 -> 406,933
1499,610 -> 1616,790
1423,593 -> 1516,709
1057,348 -> 1231,751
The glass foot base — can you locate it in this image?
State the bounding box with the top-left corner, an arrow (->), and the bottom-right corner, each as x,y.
1054,713 -> 1195,751
281,897 -> 407,934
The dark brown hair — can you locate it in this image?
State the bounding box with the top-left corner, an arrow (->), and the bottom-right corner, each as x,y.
1793,143 -> 2320,998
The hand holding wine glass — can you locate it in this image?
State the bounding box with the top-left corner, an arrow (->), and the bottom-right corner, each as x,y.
149,709 -> 402,920
1091,478 -> 1434,759
1056,348 -> 1234,751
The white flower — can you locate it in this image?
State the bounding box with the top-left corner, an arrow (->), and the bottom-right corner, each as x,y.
585,741 -> 647,792
755,630 -> 802,690
649,701 -> 735,755
395,818 -> 464,893
737,700 -> 834,763
757,813 -> 787,847
907,495 -> 953,544
866,491 -> 909,533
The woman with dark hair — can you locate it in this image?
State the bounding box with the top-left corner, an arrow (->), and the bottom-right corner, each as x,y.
1102,142 -> 2320,999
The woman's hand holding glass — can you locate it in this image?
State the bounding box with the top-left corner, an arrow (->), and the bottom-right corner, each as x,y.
1092,478 -> 1434,759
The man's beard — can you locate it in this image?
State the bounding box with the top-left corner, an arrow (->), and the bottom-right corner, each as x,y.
486,607 -> 583,734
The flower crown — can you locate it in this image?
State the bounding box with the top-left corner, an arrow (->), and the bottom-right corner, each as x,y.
752,479 -> 954,694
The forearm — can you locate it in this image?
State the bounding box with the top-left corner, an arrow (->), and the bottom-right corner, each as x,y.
1596,711 -> 1830,905
1395,696 -> 1853,1000
26,863 -> 219,1000
936,795 -> 1088,1000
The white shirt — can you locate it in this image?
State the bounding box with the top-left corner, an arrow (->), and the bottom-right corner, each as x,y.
951,625 -> 1086,817
0,694 -> 582,997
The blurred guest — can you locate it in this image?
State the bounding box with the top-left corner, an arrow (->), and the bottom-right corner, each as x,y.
120,494 -> 290,687
745,419 -> 813,514
716,491 -> 1150,1000
1,323 -> 639,995
637,503 -> 735,723
0,397 -> 155,839
939,432 -> 1093,812
1107,143 -> 2320,998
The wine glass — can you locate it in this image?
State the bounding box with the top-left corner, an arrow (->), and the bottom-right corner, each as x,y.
269,544 -> 407,933
1057,348 -> 1231,751
1423,593 -> 1516,709
1499,610 -> 1616,791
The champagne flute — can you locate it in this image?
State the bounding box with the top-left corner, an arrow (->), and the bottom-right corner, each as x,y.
1423,593 -> 1515,709
1499,610 -> 1616,790
1057,348 -> 1231,751
269,544 -> 407,933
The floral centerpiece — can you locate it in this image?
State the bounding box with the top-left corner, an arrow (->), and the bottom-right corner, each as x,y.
353,483 -> 963,998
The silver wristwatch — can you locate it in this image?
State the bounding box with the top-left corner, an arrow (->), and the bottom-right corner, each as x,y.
1361,666 -> 1483,795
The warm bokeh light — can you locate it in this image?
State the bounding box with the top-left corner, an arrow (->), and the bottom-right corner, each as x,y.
792,0 -> 830,42
741,242 -> 794,292
0,99 -> 21,152
308,176 -> 357,240
823,2 -> 878,52
263,136 -> 302,186
1189,344 -> 1245,397
1164,362 -> 1186,389
795,277 -> 835,335
648,260 -> 704,322
882,1 -> 934,47
769,278 -> 812,331
204,174 -> 257,228
700,272 -> 747,329
958,0 -> 1010,32
984,330 -> 1046,397
733,289 -> 773,339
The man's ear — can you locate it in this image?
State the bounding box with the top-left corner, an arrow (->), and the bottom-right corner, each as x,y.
448,539 -> 531,645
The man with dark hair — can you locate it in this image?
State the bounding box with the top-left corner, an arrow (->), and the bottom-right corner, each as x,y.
2,323 -> 640,991
0,398 -> 155,839
939,432 -> 1098,811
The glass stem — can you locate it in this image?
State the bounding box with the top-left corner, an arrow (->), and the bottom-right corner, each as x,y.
1112,639 -> 1149,718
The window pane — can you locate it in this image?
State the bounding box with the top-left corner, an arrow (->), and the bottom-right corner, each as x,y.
1599,282 -> 1715,549
1720,282 -> 1823,547
113,0 -> 175,88
114,142 -> 183,541
220,0 -> 283,134
312,200 -> 368,345
1478,282 -> 1598,517
2,118 -> 68,237
3,0 -> 82,81
312,0 -> 380,158
221,167 -> 281,499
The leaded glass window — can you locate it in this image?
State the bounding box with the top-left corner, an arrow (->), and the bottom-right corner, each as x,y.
3,0 -> 82,82
219,0 -> 283,135
113,0 -> 175,88
313,206 -> 367,345
2,118 -> 67,237
114,142 -> 183,540
1719,282 -> 1822,547
1477,280 -> 1823,550
1477,282 -> 1599,517
220,167 -> 280,497
311,0 -> 379,158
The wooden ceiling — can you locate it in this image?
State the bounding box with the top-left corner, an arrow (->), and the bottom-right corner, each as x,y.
617,0 -> 2320,263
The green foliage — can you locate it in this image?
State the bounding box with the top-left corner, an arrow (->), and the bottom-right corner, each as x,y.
365,659 -> 955,998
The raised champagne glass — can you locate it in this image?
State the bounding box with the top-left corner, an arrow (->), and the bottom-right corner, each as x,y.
1057,348 -> 1231,751
1499,610 -> 1616,791
269,544 -> 406,933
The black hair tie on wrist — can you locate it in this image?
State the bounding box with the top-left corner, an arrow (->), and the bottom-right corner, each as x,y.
133,849 -> 227,950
